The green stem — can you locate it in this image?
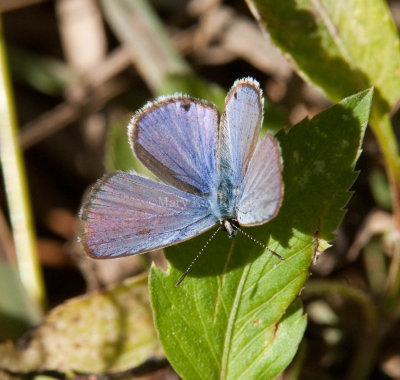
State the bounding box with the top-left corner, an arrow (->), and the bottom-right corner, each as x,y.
369,107 -> 400,319
0,17 -> 46,315
384,231 -> 400,316
369,108 -> 400,230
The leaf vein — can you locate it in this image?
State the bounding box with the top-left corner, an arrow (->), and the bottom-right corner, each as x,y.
311,0 -> 352,63
232,272 -> 305,361
219,263 -> 251,379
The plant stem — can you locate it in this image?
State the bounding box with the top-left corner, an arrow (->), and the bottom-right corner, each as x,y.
369,108 -> 400,321
0,17 -> 46,315
384,230 -> 400,317
369,109 -> 400,230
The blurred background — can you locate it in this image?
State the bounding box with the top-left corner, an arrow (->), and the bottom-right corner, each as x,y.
1,0 -> 400,378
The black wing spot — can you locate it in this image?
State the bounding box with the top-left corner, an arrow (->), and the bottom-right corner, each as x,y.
234,92 -> 238,99
181,101 -> 191,111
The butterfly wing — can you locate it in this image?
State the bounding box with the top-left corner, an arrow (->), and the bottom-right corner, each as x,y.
236,133 -> 283,226
129,96 -> 219,195
80,172 -> 218,257
218,78 -> 263,189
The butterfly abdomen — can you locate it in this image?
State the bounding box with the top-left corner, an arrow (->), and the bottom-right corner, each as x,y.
214,167 -> 238,220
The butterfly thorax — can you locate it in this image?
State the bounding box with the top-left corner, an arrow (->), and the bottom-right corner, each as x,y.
209,162 -> 239,223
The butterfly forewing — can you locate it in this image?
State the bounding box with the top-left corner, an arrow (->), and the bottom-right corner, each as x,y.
129,96 -> 219,195
218,78 -> 263,190
81,172 -> 218,257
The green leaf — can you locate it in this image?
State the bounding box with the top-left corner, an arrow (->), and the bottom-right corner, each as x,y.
150,88 -> 372,379
246,0 -> 400,112
0,274 -> 163,374
8,46 -> 74,96
369,168 -> 392,210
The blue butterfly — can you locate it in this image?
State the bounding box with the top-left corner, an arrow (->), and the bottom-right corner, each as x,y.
80,78 -> 283,267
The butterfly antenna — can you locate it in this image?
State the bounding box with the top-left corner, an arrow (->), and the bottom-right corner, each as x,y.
233,225 -> 285,261
175,227 -> 221,287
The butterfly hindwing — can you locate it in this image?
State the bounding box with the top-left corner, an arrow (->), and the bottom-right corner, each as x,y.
80,172 -> 218,257
237,133 -> 283,226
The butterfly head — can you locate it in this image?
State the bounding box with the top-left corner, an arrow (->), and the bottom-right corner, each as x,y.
220,218 -> 239,238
